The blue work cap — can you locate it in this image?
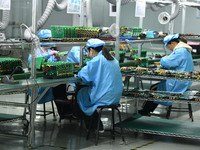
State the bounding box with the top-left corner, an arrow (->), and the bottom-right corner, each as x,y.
40,43 -> 56,47
38,29 -> 52,38
163,33 -> 179,47
86,39 -> 105,48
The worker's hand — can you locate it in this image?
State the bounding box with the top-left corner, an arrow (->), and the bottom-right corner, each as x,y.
165,55 -> 168,57
49,51 -> 59,56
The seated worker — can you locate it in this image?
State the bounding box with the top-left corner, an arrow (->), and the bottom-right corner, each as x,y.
139,33 -> 194,116
66,46 -> 88,88
28,29 -> 62,104
28,29 -> 61,63
75,39 -> 124,131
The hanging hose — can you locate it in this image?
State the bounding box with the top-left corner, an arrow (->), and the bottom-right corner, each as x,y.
150,3 -> 169,12
54,0 -> 68,11
170,0 -> 181,21
24,0 -> 68,41
149,0 -> 181,23
0,10 -> 10,31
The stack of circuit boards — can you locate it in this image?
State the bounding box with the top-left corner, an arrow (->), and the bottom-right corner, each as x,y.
0,58 -> 24,75
42,61 -> 74,79
51,26 -> 101,38
76,27 -> 101,38
120,26 -> 142,37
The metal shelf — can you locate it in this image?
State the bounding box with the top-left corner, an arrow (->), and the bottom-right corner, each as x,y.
122,72 -> 200,82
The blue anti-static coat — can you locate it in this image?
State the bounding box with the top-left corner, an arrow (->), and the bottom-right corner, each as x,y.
77,51 -> 124,116
155,42 -> 194,106
28,48 -> 61,104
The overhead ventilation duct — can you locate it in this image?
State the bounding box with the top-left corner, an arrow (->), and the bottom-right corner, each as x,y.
107,0 -> 131,5
24,0 -> 68,41
150,3 -> 169,11
0,10 -> 10,31
157,0 -> 181,24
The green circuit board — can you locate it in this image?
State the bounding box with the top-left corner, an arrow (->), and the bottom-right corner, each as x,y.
42,61 -> 74,79
0,58 -> 24,75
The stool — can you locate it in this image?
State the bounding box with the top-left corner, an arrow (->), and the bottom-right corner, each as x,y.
37,101 -> 56,120
166,103 -> 193,122
86,104 -> 125,146
25,92 -> 56,120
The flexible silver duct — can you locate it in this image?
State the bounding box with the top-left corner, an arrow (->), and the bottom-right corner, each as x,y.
170,0 -> 181,21
150,3 -> 169,11
54,0 -> 68,11
24,0 -> 68,41
149,0 -> 181,22
0,10 -> 10,31
107,0 -> 130,5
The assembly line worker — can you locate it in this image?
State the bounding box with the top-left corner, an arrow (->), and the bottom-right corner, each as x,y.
76,39 -> 124,131
139,33 -> 194,116
28,29 -> 61,104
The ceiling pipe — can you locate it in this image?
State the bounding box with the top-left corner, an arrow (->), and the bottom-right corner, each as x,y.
24,0 -> 68,41
0,10 -> 10,31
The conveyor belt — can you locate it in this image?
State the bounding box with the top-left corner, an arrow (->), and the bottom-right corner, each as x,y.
119,114 -> 200,139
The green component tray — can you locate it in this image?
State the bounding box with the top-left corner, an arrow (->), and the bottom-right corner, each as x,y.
119,114 -> 200,138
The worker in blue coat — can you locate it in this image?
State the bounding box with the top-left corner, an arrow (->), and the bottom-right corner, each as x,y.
139,33 -> 194,116
28,29 -> 61,104
76,38 -> 124,131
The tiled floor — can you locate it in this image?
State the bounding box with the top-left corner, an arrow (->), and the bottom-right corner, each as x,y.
1,87 -> 200,150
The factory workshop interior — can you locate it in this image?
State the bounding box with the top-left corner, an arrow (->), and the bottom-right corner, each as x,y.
1,0 -> 200,150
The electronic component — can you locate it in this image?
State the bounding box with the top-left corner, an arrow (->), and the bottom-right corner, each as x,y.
120,26 -> 142,37
109,51 -> 125,63
42,61 -> 74,79
0,58 -> 24,75
130,49 -> 147,58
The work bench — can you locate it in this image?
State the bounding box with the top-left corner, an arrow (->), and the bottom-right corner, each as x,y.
121,69 -> 200,140
0,76 -> 80,147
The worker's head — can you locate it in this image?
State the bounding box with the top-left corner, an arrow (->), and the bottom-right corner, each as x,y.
163,33 -> 179,50
38,29 -> 52,38
38,29 -> 55,49
163,33 -> 187,51
86,38 -> 114,61
86,39 -> 105,58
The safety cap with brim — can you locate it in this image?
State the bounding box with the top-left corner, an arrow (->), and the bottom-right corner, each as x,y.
38,29 -> 52,38
163,33 -> 179,47
86,39 -> 105,48
40,43 -> 56,47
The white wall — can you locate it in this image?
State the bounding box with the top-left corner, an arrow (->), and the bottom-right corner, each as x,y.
3,0 -> 200,38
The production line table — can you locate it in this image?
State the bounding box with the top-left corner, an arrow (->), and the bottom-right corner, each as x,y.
121,71 -> 200,140
0,77 -> 81,147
